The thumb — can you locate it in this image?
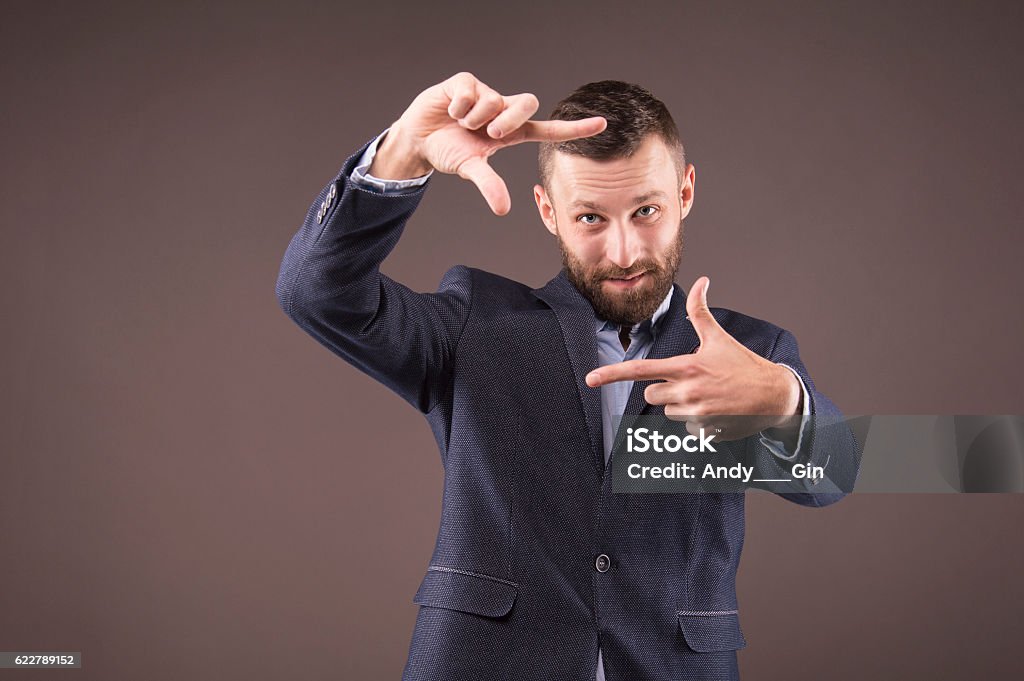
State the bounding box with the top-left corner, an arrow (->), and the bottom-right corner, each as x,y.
685,276 -> 722,343
457,157 -> 511,216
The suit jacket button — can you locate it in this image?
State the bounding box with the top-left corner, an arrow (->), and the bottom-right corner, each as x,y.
595,554 -> 611,573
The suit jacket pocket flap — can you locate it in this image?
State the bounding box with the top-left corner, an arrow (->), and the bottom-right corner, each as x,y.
413,567 -> 518,618
678,612 -> 747,652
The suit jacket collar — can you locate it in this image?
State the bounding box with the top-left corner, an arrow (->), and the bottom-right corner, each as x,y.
532,269 -> 701,477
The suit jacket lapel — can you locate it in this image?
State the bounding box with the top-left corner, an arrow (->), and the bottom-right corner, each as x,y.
532,269 -> 605,477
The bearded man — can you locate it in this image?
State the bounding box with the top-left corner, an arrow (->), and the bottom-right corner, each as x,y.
276,71 -> 858,681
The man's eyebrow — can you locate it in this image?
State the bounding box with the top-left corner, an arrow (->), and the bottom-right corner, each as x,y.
568,191 -> 670,211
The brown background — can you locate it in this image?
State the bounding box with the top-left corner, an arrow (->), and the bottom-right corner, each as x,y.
2,0 -> 1023,679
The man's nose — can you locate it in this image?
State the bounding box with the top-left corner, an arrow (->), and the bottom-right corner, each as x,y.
605,222 -> 641,269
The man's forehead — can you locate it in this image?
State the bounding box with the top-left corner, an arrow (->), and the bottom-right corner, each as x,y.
547,137 -> 677,199
549,159 -> 677,210
566,190 -> 670,211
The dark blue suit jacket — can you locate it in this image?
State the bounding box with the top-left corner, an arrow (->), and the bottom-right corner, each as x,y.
276,138 -> 859,680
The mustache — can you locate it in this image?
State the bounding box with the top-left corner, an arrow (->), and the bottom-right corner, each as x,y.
590,260 -> 662,281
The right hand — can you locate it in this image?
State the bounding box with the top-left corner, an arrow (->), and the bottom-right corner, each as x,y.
372,71 -> 607,216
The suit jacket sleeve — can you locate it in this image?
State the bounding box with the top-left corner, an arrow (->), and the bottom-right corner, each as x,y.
275,135 -> 473,414
745,328 -> 862,507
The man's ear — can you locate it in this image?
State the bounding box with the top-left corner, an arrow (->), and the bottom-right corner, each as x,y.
533,184 -> 558,236
679,163 -> 696,220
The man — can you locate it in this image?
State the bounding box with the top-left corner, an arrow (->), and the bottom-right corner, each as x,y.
276,72 -> 858,680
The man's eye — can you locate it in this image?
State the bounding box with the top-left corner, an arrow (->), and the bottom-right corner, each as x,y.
577,214 -> 601,225
635,205 -> 658,218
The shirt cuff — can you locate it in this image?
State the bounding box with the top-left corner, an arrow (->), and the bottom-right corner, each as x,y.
350,127 -> 433,194
758,363 -> 811,461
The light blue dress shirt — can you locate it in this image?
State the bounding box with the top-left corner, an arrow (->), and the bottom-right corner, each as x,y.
350,128 -> 811,680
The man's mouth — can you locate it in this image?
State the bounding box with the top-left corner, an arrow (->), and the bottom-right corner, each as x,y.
604,271 -> 648,288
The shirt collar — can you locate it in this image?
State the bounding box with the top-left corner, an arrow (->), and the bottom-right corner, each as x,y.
595,285 -> 675,338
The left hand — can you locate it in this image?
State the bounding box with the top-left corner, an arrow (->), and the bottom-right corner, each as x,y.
585,276 -> 802,440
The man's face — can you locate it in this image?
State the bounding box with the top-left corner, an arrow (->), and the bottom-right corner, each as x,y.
534,135 -> 696,326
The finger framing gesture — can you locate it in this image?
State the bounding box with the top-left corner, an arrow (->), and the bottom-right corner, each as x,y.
372,72 -> 607,215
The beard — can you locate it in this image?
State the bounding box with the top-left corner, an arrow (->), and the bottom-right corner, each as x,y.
559,222 -> 685,326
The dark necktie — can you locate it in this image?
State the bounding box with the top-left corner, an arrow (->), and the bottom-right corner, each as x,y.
618,324 -> 632,351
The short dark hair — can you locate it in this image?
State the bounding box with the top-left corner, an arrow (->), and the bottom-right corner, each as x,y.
538,80 -> 686,191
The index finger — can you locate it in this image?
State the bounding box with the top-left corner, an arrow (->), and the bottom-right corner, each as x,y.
585,357 -> 684,388
504,116 -> 607,145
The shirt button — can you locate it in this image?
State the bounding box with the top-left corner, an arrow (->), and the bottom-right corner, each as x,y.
595,554 -> 611,573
